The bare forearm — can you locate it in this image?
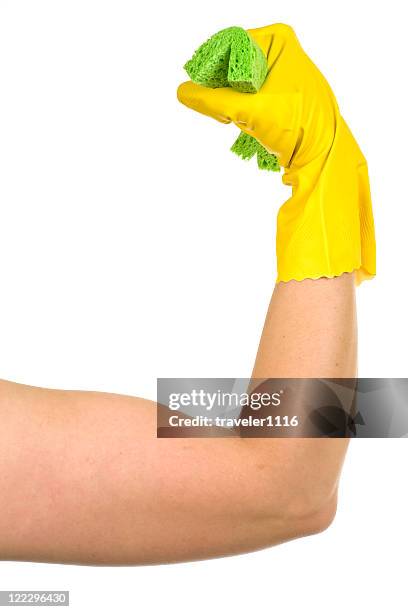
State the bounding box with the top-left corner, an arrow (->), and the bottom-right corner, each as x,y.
254,273 -> 357,378
251,273 -> 357,527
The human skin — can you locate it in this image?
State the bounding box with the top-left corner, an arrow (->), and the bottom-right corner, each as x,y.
0,272 -> 355,565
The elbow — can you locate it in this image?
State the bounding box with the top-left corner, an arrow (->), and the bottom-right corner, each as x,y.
284,491 -> 339,540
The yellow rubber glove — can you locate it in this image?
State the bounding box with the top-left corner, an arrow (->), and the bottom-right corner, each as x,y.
177,24 -> 376,284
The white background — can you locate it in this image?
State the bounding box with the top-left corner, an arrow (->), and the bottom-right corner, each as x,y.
0,0 -> 407,610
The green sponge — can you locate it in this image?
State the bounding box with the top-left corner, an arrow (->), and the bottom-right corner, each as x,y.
230,132 -> 280,172
184,26 -> 267,93
184,26 -> 280,172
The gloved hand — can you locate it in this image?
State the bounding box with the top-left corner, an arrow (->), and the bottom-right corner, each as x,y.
177,23 -> 376,284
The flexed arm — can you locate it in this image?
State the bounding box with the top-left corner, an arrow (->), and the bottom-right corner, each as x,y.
0,23 -> 370,565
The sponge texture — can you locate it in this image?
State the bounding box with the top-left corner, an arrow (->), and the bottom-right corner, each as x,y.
231,132 -> 280,172
184,27 -> 280,172
184,26 -> 267,93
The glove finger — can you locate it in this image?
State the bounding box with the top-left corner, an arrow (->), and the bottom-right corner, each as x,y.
177,81 -> 255,126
